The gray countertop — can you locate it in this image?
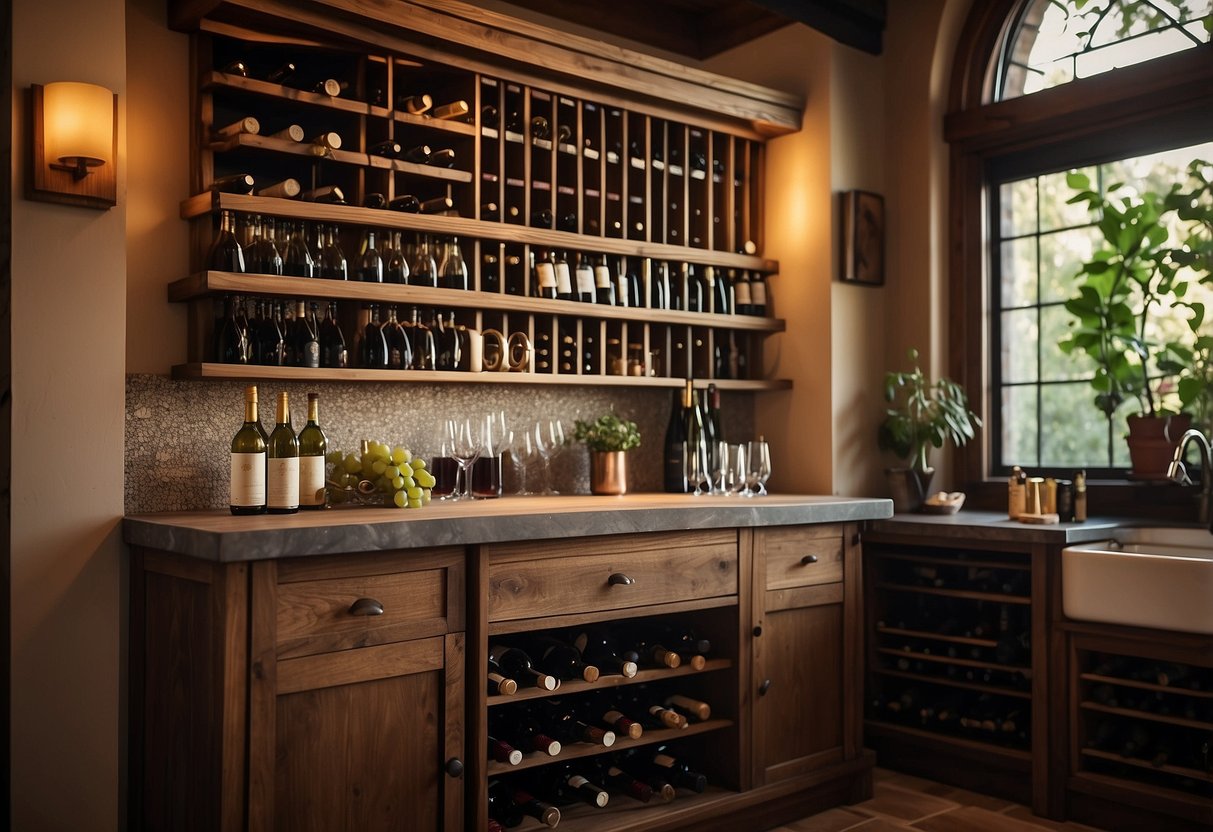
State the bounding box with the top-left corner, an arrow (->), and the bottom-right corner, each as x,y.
123,493 -> 894,562
865,509 -> 1127,544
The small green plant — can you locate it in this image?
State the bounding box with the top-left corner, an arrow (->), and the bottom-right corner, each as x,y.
572,412 -> 641,453
878,348 -> 981,473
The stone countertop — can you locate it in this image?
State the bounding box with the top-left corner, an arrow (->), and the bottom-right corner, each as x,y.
865,510 -> 1128,544
124,493 -> 893,562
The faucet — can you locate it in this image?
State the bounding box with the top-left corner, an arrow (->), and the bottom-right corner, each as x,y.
1168,429 -> 1213,530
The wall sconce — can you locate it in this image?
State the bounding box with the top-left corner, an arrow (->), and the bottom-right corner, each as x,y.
28,81 -> 118,210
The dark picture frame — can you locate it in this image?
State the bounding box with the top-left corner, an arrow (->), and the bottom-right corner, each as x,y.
841,190 -> 885,286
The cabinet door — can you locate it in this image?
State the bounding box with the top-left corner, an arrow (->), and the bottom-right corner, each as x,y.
249,561 -> 465,832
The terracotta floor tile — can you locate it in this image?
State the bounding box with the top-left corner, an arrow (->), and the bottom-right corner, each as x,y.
912,805 -> 1057,832
848,819 -> 920,832
1000,805 -> 1106,831
850,782 -> 959,822
777,807 -> 878,831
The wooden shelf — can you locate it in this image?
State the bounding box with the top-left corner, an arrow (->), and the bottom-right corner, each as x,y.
865,719 -> 1032,762
179,192 -> 778,274
529,784 -> 736,832
1068,769 -> 1213,825
877,647 -> 1030,675
873,551 -> 1031,571
168,272 -> 785,333
488,658 -> 732,707
875,625 -> 998,649
171,363 -> 791,390
486,718 -> 731,776
391,109 -> 479,137
873,668 -> 1032,700
203,69 -> 392,117
1080,747 -> 1213,784
875,582 -> 1032,605
1079,701 -> 1213,732
207,133 -> 473,183
1080,672 -> 1213,700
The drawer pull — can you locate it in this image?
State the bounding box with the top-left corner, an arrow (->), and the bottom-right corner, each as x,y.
758,678 -> 772,697
348,597 -> 385,616
800,555 -> 819,566
608,572 -> 635,586
445,757 -> 464,778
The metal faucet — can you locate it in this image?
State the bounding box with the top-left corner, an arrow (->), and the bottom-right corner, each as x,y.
1168,429 -> 1213,529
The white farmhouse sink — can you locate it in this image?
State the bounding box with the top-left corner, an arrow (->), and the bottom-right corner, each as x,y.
1062,527 -> 1213,635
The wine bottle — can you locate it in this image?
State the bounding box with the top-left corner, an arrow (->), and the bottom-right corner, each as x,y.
706,384 -> 724,451
582,691 -> 643,739
383,231 -> 408,285
299,185 -> 345,205
613,754 -> 677,802
297,392 -> 327,510
534,699 -> 615,747
257,178 -> 301,199
359,304 -> 390,369
527,634 -> 599,683
557,211 -> 578,233
491,710 -> 561,756
486,780 -> 525,828
355,229 -> 384,283
211,118 -> 260,142
310,131 -> 342,154
388,194 -> 421,213
210,172 -> 255,193
434,310 -> 463,371
663,386 -> 688,493
399,93 -> 432,114
487,734 -> 522,764
439,237 -> 469,290
664,694 -> 711,721
510,787 -> 561,828
620,690 -> 686,730
311,78 -> 344,97
419,196 -> 455,214
707,266 -> 731,315
685,264 -> 706,313
644,746 -> 708,792
407,306 -> 437,371
733,271 -> 753,315
319,302 -> 347,369
376,305 -> 408,370
317,225 -> 348,280
488,645 -> 559,690
209,210 -> 246,272
571,629 -> 638,678
220,59 -> 248,77
645,259 -> 667,310
264,61 -> 297,84
628,632 -> 682,669
282,222 -> 315,277
230,385 -> 267,515
428,148 -> 456,167
482,252 -> 501,294
401,143 -> 431,164
659,623 -> 712,669
569,252 -> 594,303
267,124 -> 305,142
596,760 -> 654,803
666,261 -> 684,310
553,251 -> 574,301
256,300 -> 285,366
431,100 -> 470,120
535,763 -> 609,808
532,249 -> 558,299
290,300 -> 320,368
531,207 -> 554,228
481,104 -> 500,127
266,392 -> 300,514
751,273 -> 768,316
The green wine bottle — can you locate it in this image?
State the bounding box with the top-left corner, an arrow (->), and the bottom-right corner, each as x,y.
267,391 -> 299,514
230,385 -> 267,515
297,392 -> 328,510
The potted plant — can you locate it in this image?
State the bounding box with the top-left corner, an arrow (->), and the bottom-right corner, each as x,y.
572,411 -> 641,495
1060,162 -> 1211,476
878,348 -> 981,512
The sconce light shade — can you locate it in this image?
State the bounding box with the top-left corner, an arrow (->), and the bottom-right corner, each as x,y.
28,81 -> 118,209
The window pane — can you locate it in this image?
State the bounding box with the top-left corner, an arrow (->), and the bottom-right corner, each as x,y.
1000,179 -> 1036,238
1040,384 -> 1108,467
1000,238 -> 1038,307
1001,308 -> 1039,383
1039,226 -> 1100,303
1039,169 -> 1096,231
1001,385 -> 1039,468
1040,304 -> 1096,381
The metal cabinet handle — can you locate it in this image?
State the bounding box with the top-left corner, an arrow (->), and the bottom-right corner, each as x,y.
348,597 -> 385,616
800,554 -> 819,566
758,679 -> 772,696
445,757 -> 464,778
608,573 -> 634,586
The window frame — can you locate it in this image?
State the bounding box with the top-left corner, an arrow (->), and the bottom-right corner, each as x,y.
945,0 -> 1213,513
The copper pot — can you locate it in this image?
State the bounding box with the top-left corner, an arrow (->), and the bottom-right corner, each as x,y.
590,451 -> 628,495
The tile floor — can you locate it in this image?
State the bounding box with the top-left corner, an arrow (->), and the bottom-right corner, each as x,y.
766,769 -> 1106,832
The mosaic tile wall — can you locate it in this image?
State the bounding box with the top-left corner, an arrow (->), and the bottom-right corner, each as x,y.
125,374 -> 756,514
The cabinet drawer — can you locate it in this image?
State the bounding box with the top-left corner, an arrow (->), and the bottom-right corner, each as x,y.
487,530 -> 737,622
758,524 -> 844,590
273,549 -> 464,659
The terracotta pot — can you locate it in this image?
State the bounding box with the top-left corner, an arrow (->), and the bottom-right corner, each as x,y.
885,466 -> 933,513
590,451 -> 628,495
1125,414 -> 1192,480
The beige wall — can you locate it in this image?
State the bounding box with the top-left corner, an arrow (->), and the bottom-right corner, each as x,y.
10,0 -> 127,828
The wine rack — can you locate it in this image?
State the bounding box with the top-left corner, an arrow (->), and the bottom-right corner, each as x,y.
1067,636 -> 1213,831
173,27 -> 790,390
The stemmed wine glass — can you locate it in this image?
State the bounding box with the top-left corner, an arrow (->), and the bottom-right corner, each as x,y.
447,417 -> 482,500
710,440 -> 730,495
727,444 -> 749,496
533,418 -> 567,495
684,438 -> 711,496
746,438 -> 772,496
513,429 -> 542,495
475,412 -> 509,499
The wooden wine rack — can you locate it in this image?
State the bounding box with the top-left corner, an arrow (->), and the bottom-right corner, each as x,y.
172,10 -> 800,389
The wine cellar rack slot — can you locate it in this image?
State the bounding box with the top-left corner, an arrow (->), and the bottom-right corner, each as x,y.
180,28 -> 788,389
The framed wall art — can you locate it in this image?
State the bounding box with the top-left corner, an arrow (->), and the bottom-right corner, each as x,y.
841,190 -> 885,286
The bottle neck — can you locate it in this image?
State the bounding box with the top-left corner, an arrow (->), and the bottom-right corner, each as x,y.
307,396 -> 319,424
245,400 -> 259,423
275,394 -> 290,425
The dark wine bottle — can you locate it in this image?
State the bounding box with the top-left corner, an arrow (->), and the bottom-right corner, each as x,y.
595,759 -> 654,803
570,628 -> 638,678
264,61 -> 297,85
486,779 -> 524,828
381,306 -> 412,371
434,311 -> 464,372
481,104 -> 500,127
532,699 -> 615,747
209,210 -> 245,272
419,196 -> 455,214
362,192 -> 387,210
428,148 -> 456,167
290,300 -> 320,368
255,300 -> 285,366
408,306 -> 437,371
319,302 -> 347,369
487,734 -> 522,764
216,295 -> 250,364
367,139 -> 401,158
401,143 -> 431,164
532,250 -> 558,300
535,763 -> 610,808
358,304 -> 390,369
438,237 -> 469,290
751,273 -> 768,316
481,252 -> 501,294
489,645 -> 558,690
510,787 -> 561,828
526,634 -> 600,683
355,229 -> 384,283
490,709 -> 561,756
593,254 -> 616,305
282,221 -> 315,278
685,263 -> 706,313
581,691 -> 643,739
644,746 -> 708,793
663,385 -> 689,492
388,194 -> 421,213
210,171 -> 255,192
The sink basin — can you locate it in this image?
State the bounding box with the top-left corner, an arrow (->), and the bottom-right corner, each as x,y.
1062,527 -> 1213,635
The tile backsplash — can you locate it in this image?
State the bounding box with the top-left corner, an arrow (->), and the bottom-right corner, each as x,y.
125,374 -> 754,514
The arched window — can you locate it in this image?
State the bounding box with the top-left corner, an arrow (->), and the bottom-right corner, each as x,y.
946,0 -> 1213,506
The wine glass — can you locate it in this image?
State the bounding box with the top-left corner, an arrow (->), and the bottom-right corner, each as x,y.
684,438 -> 711,496
433,423 -> 460,500
534,418 -> 566,495
474,412 -> 508,499
727,444 -> 748,496
746,438 -> 772,496
710,440 -> 730,495
513,429 -> 542,495
448,418 -> 482,500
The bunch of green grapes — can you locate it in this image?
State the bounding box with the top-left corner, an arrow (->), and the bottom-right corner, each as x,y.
325,441 -> 437,508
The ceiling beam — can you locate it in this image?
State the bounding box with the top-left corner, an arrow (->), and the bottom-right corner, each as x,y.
748,0 -> 886,54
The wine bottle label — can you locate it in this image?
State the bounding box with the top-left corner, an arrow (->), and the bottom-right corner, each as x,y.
230,452 -> 266,506
734,280 -> 752,305
267,457 -> 299,508
536,262 -> 557,289
298,455 -> 326,506
751,280 -> 767,305
575,265 -> 595,294
554,263 -> 573,294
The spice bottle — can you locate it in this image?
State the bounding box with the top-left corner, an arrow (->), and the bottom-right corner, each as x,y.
1008,466 -> 1026,520
1074,471 -> 1087,522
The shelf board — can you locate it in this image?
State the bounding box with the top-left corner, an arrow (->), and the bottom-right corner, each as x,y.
486,718 -> 731,776
391,108 -> 479,137
203,69 -> 391,118
171,363 -> 791,391
534,784 -> 736,832
873,668 -> 1032,700
875,582 -> 1032,606
1080,747 -> 1213,784
488,658 -> 732,707
168,272 -> 786,333
865,719 -> 1032,763
877,647 -> 1030,675
872,551 -> 1031,572
1068,769 -> 1213,824
207,134 -> 473,184
178,192 -> 778,273
1080,672 -> 1213,700
1079,701 -> 1213,732
875,626 -> 998,649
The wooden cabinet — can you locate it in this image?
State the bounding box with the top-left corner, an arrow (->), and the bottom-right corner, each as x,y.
751,524 -> 864,786
166,0 -> 799,391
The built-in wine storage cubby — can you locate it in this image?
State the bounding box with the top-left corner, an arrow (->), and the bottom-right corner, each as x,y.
172,26 -> 792,391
